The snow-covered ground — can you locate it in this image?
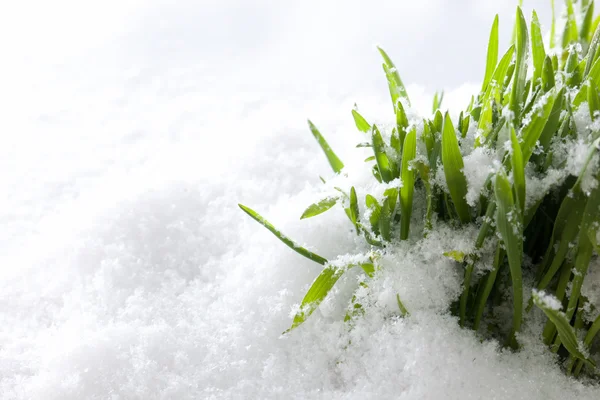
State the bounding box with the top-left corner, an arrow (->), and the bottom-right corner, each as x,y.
1,0 -> 599,398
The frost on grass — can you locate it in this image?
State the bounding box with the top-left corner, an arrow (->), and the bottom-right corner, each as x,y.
462,147 -> 497,206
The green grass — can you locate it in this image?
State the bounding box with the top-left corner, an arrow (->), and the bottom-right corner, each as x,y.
239,1 -> 600,379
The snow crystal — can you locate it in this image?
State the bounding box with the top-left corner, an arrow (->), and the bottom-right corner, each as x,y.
462,147 -> 497,206
532,289 -> 563,311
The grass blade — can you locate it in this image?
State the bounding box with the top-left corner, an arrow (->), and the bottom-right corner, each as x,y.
308,120 -> 344,173
352,107 -> 371,133
562,0 -> 579,50
239,204 -> 328,265
482,15 -> 500,93
366,194 -> 382,235
433,90 -> 445,114
510,6 -> 529,125
288,261 -> 374,331
494,170 -> 523,348
532,290 -> 591,362
510,127 -> 525,213
589,79 -> 600,119
581,0 -> 595,44
372,125 -> 396,183
400,127 -> 417,239
377,46 -> 411,106
542,56 -> 556,92
301,197 -> 338,219
520,87 -> 558,163
531,10 -> 546,87
379,197 -> 392,242
442,112 -> 471,223
537,188 -> 586,289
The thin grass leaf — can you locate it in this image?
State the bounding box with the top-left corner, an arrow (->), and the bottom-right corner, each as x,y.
287,261 -> 374,331
308,120 -> 344,173
442,112 -> 471,223
432,90 -> 445,113
510,127 -> 525,213
542,56 -> 556,92
349,187 -> 360,232
396,293 -> 409,316
531,10 -> 546,87
575,314 -> 600,376
532,290 -> 592,363
562,0 -> 579,50
377,46 -> 411,106
396,100 -> 409,146
379,197 -> 392,242
300,197 -> 338,219
585,20 -> 600,78
474,244 -> 504,331
537,87 -> 565,152
494,171 -> 523,348
366,194 -> 382,235
537,188 -> 586,289
581,0 -> 595,44
352,108 -> 371,133
510,6 -> 529,125
372,125 -> 395,183
400,127 -> 417,239
590,80 -> 600,119
239,204 -> 328,265
482,15 -> 500,93
520,87 -> 558,163
565,48 -> 582,87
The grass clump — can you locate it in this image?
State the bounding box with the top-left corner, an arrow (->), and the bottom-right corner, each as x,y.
239,1 -> 600,379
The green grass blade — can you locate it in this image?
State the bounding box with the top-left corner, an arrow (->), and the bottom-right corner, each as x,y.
532,290 -> 591,362
400,127 -> 417,239
510,6 -> 529,125
562,0 -> 579,50
300,197 -> 338,219
542,55 -> 556,92
396,100 -> 409,146
494,170 -> 523,348
366,194 -> 382,235
379,197 -> 392,242
349,186 -> 360,232
239,204 -> 328,265
377,46 -> 411,106
474,244 -> 504,331
589,80 -> 600,119
432,90 -> 445,114
580,0 -> 595,44
510,127 -> 525,213
521,87 -> 558,163
372,125 -> 396,183
288,261 -> 374,331
531,10 -> 546,87
308,120 -> 344,173
537,87 -> 565,153
537,189 -> 586,289
584,16 -> 600,78
442,112 -> 471,223
482,15 -> 500,93
352,108 -> 371,133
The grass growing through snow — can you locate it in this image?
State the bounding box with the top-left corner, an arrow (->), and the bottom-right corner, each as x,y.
239,0 -> 600,379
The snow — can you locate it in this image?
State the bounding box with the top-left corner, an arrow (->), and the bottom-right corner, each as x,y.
1,0 -> 600,399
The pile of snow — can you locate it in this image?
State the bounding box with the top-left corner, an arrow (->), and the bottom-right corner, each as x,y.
1,0 -> 599,399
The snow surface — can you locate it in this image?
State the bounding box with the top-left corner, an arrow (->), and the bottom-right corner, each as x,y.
2,0 -> 600,399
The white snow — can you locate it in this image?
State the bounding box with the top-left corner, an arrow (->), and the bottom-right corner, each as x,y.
1,0 -> 599,399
